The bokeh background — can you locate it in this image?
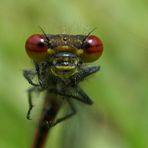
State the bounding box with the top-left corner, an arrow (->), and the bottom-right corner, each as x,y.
0,0 -> 148,148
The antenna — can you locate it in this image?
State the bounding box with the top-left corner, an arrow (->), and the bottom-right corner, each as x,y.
86,27 -> 97,37
38,26 -> 50,43
81,27 -> 97,48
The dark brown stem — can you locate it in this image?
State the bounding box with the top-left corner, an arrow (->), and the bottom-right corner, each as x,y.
31,94 -> 62,148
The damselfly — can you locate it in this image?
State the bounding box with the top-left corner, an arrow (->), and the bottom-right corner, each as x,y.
24,30 -> 103,148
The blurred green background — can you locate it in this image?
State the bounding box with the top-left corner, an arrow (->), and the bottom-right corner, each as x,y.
0,0 -> 148,148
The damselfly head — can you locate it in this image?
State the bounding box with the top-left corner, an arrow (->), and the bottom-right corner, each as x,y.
25,33 -> 103,77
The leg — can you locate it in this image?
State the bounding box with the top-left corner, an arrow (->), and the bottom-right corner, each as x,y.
50,86 -> 93,105
26,86 -> 43,119
23,70 -> 39,86
34,61 -> 51,87
68,66 -> 100,86
52,99 -> 76,126
72,86 -> 93,104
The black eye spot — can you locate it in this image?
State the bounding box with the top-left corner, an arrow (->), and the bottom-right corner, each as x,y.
83,42 -> 91,48
37,42 -> 46,48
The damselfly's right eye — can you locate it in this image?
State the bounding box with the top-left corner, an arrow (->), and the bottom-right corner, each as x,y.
82,35 -> 103,62
25,34 -> 49,61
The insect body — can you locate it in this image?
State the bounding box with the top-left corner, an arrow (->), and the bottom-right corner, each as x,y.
24,32 -> 103,148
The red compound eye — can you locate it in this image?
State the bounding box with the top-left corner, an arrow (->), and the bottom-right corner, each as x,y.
82,35 -> 103,62
25,34 -> 49,61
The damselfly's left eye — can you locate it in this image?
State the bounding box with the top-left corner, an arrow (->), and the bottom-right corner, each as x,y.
25,34 -> 49,61
82,35 -> 103,62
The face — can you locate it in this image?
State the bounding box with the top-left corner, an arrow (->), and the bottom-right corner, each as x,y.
25,34 -> 103,77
